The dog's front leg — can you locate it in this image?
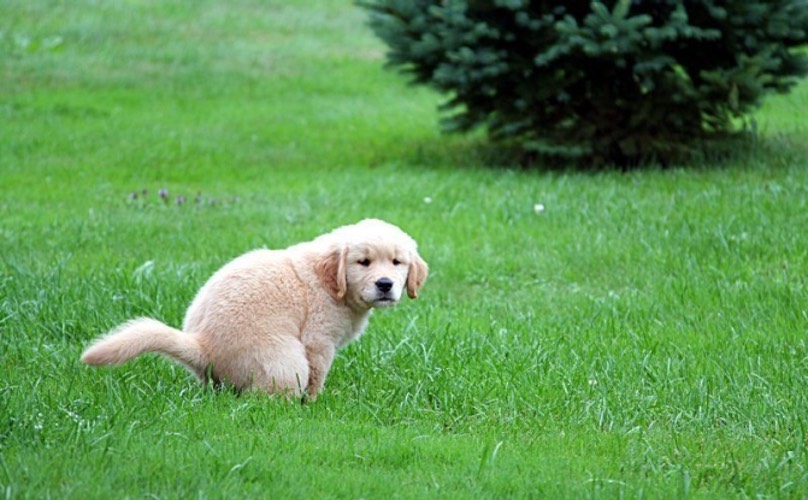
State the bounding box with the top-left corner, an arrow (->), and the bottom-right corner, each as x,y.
304,341 -> 336,401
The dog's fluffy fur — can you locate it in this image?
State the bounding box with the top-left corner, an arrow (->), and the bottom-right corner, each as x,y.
81,219 -> 428,398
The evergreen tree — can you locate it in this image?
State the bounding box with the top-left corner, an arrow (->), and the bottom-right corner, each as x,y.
360,0 -> 808,165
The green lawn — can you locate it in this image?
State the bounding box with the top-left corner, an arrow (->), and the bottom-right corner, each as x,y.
2,1 -> 807,497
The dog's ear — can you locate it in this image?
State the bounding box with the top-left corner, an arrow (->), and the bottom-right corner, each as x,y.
406,253 -> 429,299
316,246 -> 348,301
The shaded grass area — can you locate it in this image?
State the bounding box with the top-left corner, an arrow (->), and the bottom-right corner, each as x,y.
2,0 -> 807,497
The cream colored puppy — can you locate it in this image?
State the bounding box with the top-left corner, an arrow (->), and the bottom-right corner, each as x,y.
81,219 -> 428,399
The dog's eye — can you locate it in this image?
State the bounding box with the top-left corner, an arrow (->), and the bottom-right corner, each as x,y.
392,259 -> 402,266
358,258 -> 371,267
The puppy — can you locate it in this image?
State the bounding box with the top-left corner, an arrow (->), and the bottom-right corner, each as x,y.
81,219 -> 428,399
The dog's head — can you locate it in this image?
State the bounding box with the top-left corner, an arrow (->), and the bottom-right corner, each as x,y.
315,219 -> 428,310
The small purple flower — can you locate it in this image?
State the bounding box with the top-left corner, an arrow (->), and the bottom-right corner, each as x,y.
129,191 -> 138,201
176,195 -> 186,206
159,188 -> 169,201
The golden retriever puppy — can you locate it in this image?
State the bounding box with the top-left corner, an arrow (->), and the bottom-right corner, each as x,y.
81,219 -> 428,399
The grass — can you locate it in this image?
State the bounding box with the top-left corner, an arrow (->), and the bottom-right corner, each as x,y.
1,0 -> 807,497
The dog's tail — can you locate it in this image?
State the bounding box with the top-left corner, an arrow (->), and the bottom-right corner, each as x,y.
81,318 -> 207,378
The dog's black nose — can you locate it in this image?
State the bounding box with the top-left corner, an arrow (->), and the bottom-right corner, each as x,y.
375,278 -> 394,293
